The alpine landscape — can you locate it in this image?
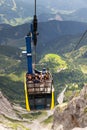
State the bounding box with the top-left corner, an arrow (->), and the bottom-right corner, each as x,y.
0,0 -> 87,130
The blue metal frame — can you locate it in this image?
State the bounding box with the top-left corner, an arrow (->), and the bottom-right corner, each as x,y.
25,35 -> 33,74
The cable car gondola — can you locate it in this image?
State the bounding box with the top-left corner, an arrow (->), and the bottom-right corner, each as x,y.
24,0 -> 55,111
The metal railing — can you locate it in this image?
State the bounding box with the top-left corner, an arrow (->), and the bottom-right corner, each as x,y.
27,80 -> 52,94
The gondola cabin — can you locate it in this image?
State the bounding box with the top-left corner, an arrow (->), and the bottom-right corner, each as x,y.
24,0 -> 54,111
24,35 -> 55,111
25,68 -> 54,110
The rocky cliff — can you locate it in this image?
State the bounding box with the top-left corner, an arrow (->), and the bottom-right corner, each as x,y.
0,91 -> 18,119
52,85 -> 87,130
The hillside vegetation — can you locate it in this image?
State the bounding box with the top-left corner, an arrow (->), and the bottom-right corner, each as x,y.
39,54 -> 67,73
0,45 -> 26,106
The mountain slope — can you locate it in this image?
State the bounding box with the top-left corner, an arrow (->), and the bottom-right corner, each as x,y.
0,0 -> 87,25
62,8 -> 87,23
0,0 -> 52,25
0,0 -> 34,25
0,20 -> 87,51
0,91 -> 18,118
0,45 -> 26,105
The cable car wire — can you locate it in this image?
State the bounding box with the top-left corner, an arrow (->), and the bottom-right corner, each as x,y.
73,30 -> 87,51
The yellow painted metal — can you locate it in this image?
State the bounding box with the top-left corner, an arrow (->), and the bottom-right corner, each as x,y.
24,75 -> 30,111
51,86 -> 55,110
